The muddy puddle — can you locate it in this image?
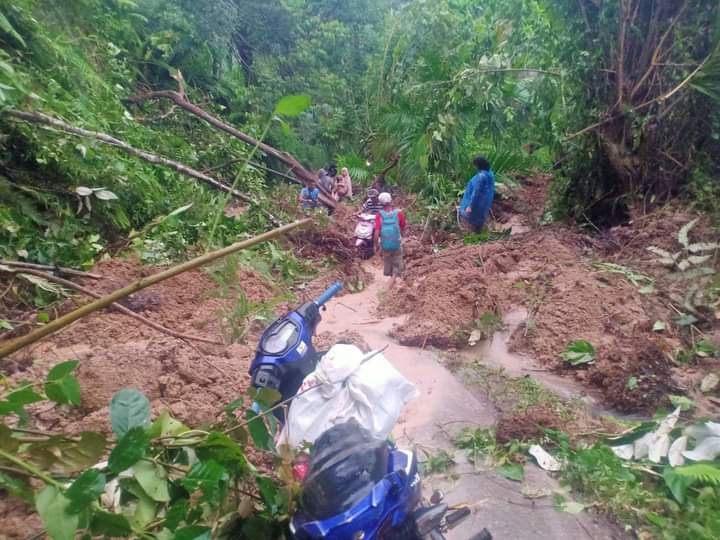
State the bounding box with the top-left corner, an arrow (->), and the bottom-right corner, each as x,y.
318,262 -> 624,540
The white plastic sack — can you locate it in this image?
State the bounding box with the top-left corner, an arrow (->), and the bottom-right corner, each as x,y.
278,344 -> 418,448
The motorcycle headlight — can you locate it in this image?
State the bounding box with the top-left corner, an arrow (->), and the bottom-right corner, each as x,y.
263,320 -> 300,355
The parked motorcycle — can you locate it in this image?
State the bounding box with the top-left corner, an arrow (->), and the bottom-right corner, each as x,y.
354,212 -> 376,259
289,419 -> 489,540
249,282 -> 342,410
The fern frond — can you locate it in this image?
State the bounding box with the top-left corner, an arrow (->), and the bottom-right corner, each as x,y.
672,463 -> 720,485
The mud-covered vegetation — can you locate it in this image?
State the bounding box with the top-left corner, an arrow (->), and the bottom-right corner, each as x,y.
1,0 -> 720,539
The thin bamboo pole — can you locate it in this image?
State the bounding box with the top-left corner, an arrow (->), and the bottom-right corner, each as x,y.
0,219 -> 311,359
0,267 -> 223,346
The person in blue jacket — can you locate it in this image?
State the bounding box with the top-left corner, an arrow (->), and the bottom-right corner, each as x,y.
459,156 -> 495,232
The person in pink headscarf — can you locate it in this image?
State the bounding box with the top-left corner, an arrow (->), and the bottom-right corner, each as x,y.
334,167 -> 353,201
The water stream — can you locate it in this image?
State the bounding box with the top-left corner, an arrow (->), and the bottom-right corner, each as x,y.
317,263 -> 622,539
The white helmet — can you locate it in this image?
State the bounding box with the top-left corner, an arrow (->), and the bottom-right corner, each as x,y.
378,192 -> 392,204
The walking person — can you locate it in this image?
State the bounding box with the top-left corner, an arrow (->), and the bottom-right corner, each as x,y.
459,156 -> 495,232
374,192 -> 406,289
361,188 -> 383,215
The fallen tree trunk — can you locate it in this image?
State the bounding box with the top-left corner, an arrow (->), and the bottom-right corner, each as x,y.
0,267 -> 223,346
3,109 -> 281,226
127,89 -> 336,208
0,218 -> 311,359
0,260 -> 102,280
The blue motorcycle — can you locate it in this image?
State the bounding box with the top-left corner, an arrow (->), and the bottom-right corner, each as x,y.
249,282 -> 343,409
289,420 -> 489,540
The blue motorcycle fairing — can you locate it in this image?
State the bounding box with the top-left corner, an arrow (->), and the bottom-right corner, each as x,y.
251,311 -> 315,372
290,449 -> 421,540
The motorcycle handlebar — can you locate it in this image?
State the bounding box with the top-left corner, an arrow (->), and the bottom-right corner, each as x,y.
314,281 -> 342,307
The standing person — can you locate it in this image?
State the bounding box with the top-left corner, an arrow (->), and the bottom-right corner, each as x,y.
361,188 -> 383,214
374,192 -> 406,289
371,174 -> 386,192
317,169 -> 334,194
334,167 -> 353,201
459,156 -> 495,232
298,179 -> 320,209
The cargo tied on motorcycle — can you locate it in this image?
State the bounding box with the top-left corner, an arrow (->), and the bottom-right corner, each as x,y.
246,282 -> 485,540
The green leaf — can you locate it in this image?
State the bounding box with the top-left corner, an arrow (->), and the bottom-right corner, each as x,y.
174,526 -> 212,540
35,486 -> 79,540
256,475 -> 283,514
132,484 -> 157,528
224,398 -> 244,415
47,360 -> 79,381
0,471 -> 33,501
496,463 -> 524,482
274,94 -> 311,117
626,376 -> 638,390
560,340 -> 596,366
674,313 -> 699,327
90,510 -> 133,537
669,395 -> 695,411
245,409 -> 272,450
132,460 -> 170,502
181,459 -> 229,505
197,432 -> 248,470
0,424 -> 19,451
7,385 -> 43,406
695,340 -> 719,358
146,410 -> 188,438
108,426 -> 149,473
0,12 -> 25,47
663,466 -> 696,503
165,499 -> 188,531
28,432 -> 106,475
44,375 -> 81,405
671,463 -> 720,485
66,469 -> 106,513
110,388 -> 151,438
248,387 -> 282,408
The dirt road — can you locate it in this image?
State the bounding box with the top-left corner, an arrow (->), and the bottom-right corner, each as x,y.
320,263 -> 624,540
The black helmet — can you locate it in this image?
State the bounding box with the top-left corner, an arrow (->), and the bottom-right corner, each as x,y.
301,419 -> 389,520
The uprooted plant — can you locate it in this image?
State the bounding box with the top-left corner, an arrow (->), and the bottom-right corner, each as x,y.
0,361 -> 293,539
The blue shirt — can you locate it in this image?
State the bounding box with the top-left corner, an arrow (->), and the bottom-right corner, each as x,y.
460,170 -> 495,227
300,187 -> 320,208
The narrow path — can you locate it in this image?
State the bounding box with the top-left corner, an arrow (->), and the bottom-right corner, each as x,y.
319,262 -> 622,540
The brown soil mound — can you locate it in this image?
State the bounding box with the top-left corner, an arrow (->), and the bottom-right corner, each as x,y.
383,218 -> 685,412
5,257 -> 272,434
495,404 -> 565,444
316,330 -> 371,353
587,339 -> 677,413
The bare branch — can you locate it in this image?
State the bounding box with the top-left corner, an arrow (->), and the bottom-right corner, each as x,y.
126,89 -> 336,208
3,109 -> 281,226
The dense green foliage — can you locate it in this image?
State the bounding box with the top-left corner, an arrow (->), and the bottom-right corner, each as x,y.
1,0 -> 718,273
0,366 -> 294,539
1,1 -> 720,537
